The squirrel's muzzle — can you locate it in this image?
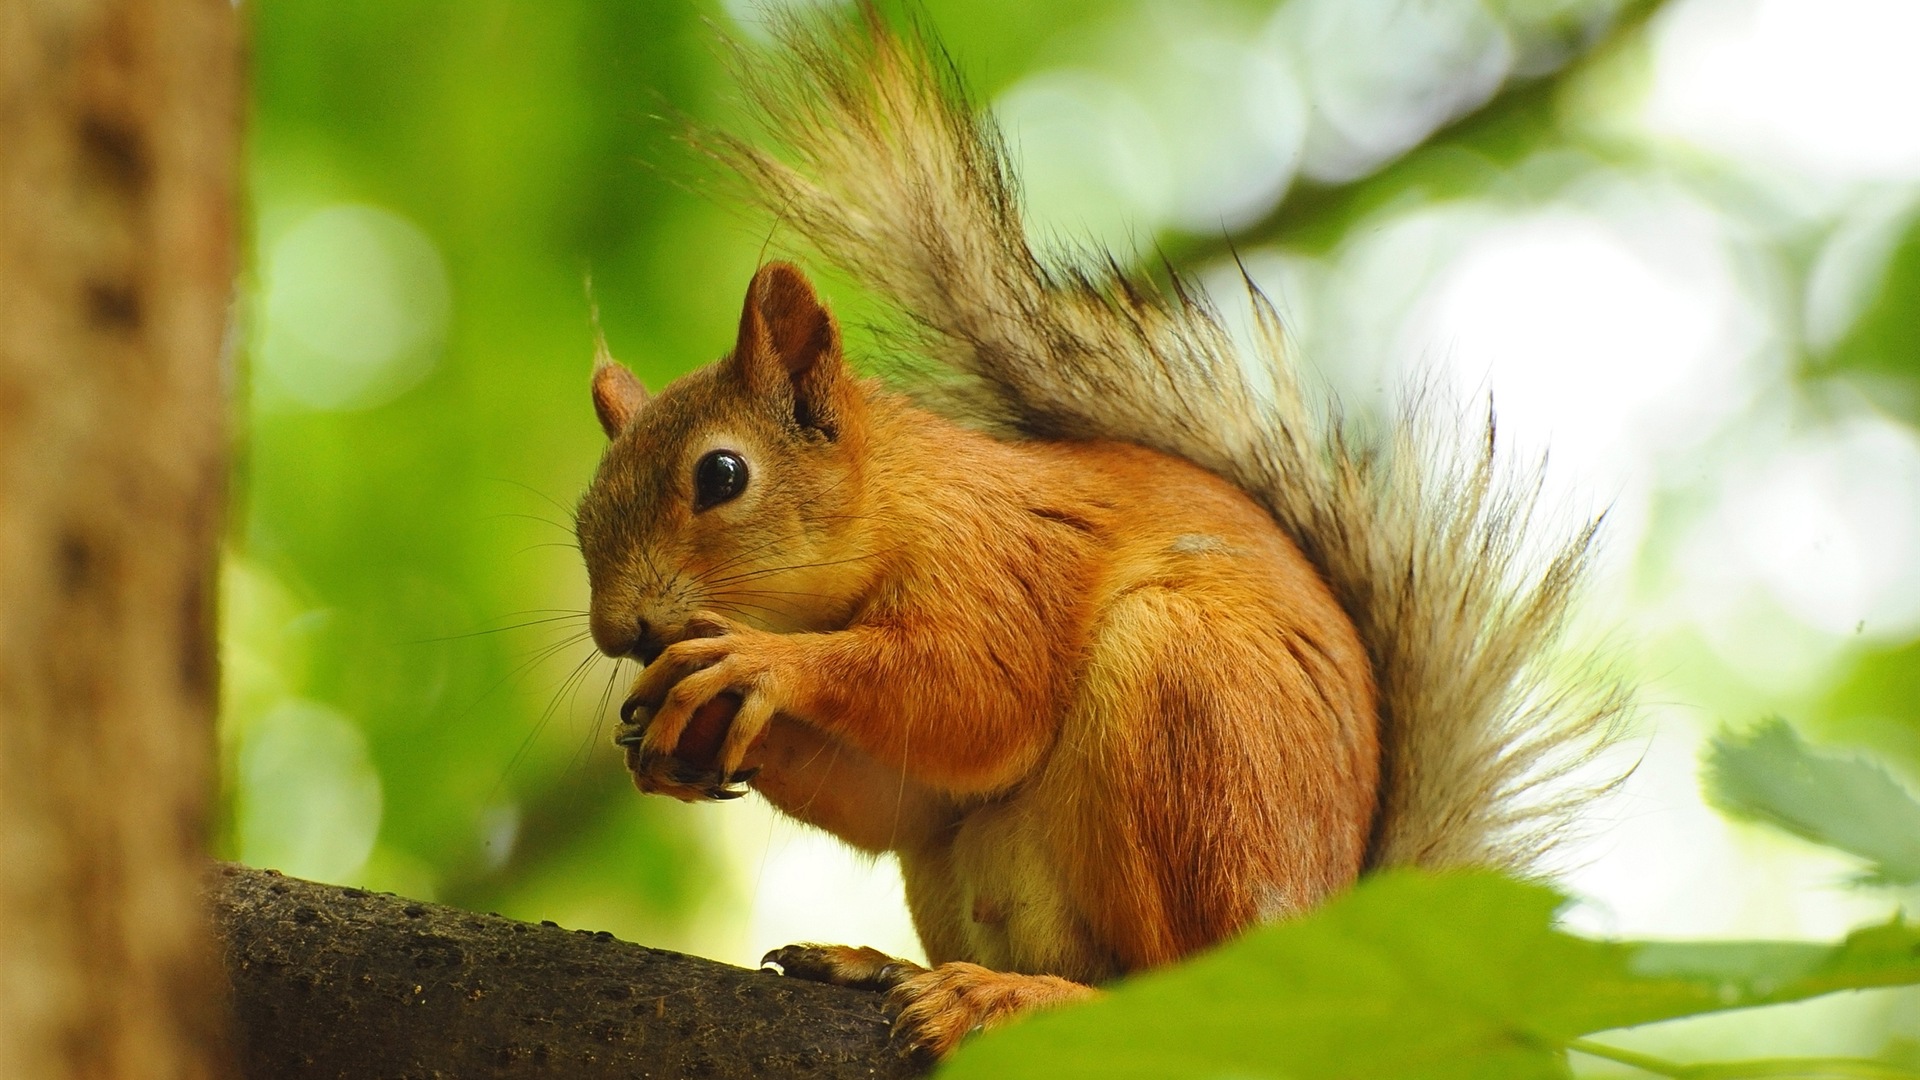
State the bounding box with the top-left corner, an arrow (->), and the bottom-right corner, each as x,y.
590,607 -> 670,664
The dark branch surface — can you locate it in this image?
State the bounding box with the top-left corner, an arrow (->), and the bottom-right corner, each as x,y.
210,864 -> 923,1080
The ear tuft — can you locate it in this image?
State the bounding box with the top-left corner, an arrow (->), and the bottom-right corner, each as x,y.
591,347 -> 648,439
732,262 -> 847,437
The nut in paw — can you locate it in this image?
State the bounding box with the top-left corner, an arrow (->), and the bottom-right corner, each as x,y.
614,693 -> 756,802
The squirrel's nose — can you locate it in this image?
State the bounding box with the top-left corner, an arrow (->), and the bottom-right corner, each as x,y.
632,627 -> 667,665
590,610 -> 664,662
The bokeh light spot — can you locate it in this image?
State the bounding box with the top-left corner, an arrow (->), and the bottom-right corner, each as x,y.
237,699 -> 385,883
1645,0 -> 1920,182
260,203 -> 451,412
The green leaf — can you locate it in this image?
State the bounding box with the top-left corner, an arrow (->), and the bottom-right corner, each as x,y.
1702,719 -> 1920,885
1825,205 -> 1920,425
937,871 -> 1920,1080
1591,918 -> 1920,1029
1570,1038 -> 1920,1079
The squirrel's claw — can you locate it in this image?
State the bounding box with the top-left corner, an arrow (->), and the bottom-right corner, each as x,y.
618,694 -> 649,727
621,741 -> 759,803
623,743 -> 728,803
708,764 -> 760,799
762,943 -> 924,992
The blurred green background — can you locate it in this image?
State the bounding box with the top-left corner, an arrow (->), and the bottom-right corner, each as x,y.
226,0 -> 1920,1063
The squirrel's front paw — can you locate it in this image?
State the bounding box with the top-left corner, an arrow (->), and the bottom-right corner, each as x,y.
621,613 -> 783,786
615,725 -> 755,802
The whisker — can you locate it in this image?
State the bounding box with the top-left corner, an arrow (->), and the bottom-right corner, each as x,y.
636,537 -> 670,594
888,713 -> 911,853
704,549 -> 897,588
486,510 -> 580,536
409,615 -> 589,644
793,737 -> 842,820
697,529 -> 810,581
718,587 -> 839,607
594,659 -> 627,730
471,634 -> 598,709
555,652 -> 614,778
704,599 -> 802,621
702,591 -> 798,611
529,651 -> 605,772
483,644 -> 604,806
707,595 -> 810,618
487,476 -> 582,525
570,660 -> 630,783
686,493 -> 900,582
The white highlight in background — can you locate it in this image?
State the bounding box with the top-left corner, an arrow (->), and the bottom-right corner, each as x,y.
1274,0 -> 1513,183
716,799 -> 927,970
237,699 -> 384,883
259,203 -> 451,412
1675,411 -> 1920,691
1644,0 -> 1920,182
1405,206 -> 1756,493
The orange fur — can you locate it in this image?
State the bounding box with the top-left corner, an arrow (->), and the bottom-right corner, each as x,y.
577,263 -> 1378,1056
580,4 -> 1631,1057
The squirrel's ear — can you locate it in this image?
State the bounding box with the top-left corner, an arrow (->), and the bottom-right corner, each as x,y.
591,352 -> 648,440
731,261 -> 849,439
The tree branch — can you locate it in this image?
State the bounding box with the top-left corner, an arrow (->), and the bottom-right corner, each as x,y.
210,864 -> 923,1080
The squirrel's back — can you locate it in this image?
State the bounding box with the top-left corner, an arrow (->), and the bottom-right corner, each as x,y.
704,6 -> 1628,875
836,387 -> 1379,974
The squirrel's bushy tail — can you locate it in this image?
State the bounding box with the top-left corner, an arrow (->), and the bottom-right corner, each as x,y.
707,7 -> 1628,873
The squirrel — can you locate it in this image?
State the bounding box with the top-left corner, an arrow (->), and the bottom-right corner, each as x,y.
574,5 -> 1627,1062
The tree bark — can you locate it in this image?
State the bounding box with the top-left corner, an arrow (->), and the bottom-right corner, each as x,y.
0,2 -> 240,1079
211,864 -> 924,1080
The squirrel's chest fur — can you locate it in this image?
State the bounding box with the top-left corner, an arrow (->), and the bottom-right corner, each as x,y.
758,404 -> 1381,978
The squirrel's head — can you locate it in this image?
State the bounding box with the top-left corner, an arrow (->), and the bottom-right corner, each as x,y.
575,262 -> 875,661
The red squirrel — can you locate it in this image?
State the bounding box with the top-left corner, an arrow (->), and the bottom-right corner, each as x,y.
575,6 -> 1624,1061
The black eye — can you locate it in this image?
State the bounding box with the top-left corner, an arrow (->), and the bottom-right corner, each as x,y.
693,450 -> 748,510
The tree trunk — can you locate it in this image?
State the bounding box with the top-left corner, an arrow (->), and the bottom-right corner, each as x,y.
211,864 -> 924,1080
0,1 -> 241,1078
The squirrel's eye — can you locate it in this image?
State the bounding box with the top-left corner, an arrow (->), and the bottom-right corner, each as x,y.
693,450 -> 749,510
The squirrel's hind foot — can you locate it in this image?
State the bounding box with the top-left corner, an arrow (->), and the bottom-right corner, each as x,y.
762,945 -> 1098,1061
762,942 -> 923,991
890,962 -> 1098,1060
